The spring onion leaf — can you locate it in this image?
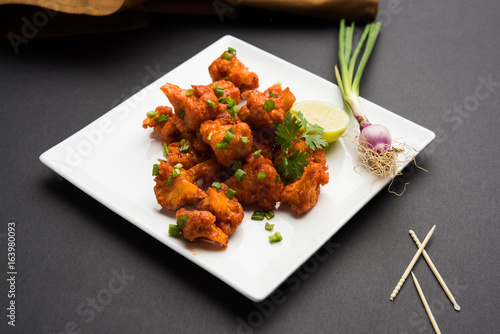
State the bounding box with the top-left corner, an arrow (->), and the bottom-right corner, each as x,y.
146,110 -> 158,118
264,100 -> 275,111
251,211 -> 265,220
207,99 -> 216,108
152,164 -> 159,176
168,224 -> 179,236
156,114 -> 169,123
268,232 -> 283,243
216,142 -> 228,150
234,168 -> 246,181
226,188 -> 236,199
211,182 -> 222,189
231,160 -> 243,171
265,222 -> 274,230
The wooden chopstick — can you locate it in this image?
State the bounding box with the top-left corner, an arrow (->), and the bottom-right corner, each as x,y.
411,272 -> 441,334
409,230 -> 460,311
390,225 -> 435,301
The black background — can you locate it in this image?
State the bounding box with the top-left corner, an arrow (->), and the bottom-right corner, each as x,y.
1,0 -> 499,333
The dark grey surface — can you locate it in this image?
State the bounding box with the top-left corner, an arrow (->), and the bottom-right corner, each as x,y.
1,0 -> 499,333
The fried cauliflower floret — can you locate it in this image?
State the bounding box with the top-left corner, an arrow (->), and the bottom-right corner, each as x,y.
209,52 -> 259,92
224,154 -> 283,211
212,80 -> 241,104
263,84 -> 296,112
142,106 -> 179,145
238,85 -> 296,130
164,139 -> 206,170
200,118 -> 253,167
198,183 -> 244,236
281,162 -> 329,215
161,83 -> 219,133
176,208 -> 228,247
187,154 -> 224,186
251,129 -> 275,160
154,162 -> 206,210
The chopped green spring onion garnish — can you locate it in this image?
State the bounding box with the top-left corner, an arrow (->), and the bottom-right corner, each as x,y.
156,114 -> 169,123
167,176 -> 173,186
240,137 -> 248,144
207,99 -> 216,108
163,143 -> 169,157
264,100 -> 275,111
265,211 -> 275,220
180,144 -> 190,153
216,87 -> 225,96
218,96 -> 227,103
254,150 -> 262,158
146,110 -> 158,118
177,214 -> 188,228
216,142 -> 228,150
152,164 -> 159,176
174,163 -> 183,169
222,47 -> 236,60
269,91 -> 275,98
276,175 -> 282,184
211,182 -> 222,189
207,132 -> 213,141
186,88 -> 193,97
225,97 -> 237,107
231,160 -> 243,171
168,224 -> 179,236
178,109 -> 185,119
180,139 -> 186,145
157,158 -> 167,163
226,188 -> 236,199
227,127 -> 234,134
265,222 -> 274,230
268,232 -> 283,243
251,211 -> 265,220
257,172 -> 266,180
234,168 -> 247,181
172,168 -> 181,178
223,130 -> 234,143
213,82 -> 218,90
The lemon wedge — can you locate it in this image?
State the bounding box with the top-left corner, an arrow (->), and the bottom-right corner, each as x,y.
292,100 -> 350,143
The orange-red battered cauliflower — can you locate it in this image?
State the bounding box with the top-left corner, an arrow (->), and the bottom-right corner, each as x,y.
224,154 -> 283,211
200,118 -> 253,167
176,208 -> 228,247
281,162 -> 329,215
187,154 -> 224,186
208,51 -> 259,92
161,83 -> 220,133
198,183 -> 244,236
238,85 -> 296,130
154,162 -> 206,210
142,106 -> 179,145
164,139 -> 206,170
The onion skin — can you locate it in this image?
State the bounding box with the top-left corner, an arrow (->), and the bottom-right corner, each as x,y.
359,123 -> 392,153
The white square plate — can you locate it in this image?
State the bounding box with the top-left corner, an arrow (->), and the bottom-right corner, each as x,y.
40,35 -> 435,301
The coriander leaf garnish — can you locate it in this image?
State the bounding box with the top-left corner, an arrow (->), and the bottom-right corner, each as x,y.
274,111 -> 327,181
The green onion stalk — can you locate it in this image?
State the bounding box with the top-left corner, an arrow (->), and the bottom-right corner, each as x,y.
335,20 -> 409,179
335,20 -> 389,152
